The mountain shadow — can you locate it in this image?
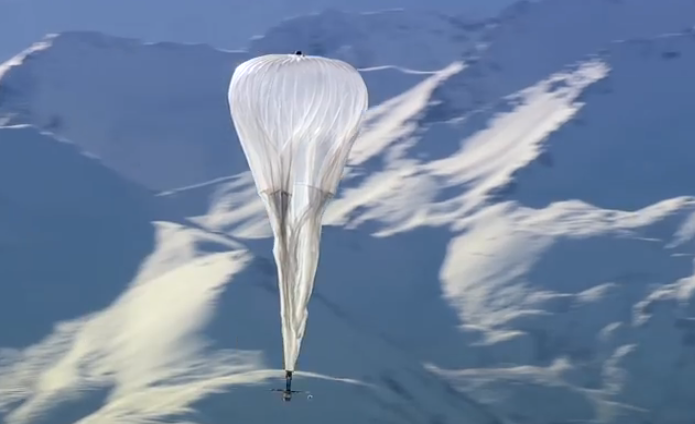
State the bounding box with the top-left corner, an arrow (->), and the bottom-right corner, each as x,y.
0,126 -> 156,349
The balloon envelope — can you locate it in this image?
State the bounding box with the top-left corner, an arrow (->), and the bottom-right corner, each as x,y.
228,53 -> 368,371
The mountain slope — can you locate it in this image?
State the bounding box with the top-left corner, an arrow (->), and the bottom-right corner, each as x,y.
0,32 -> 251,191
0,29 -> 438,191
430,0 -> 695,121
0,0 -> 521,64
0,127 -> 501,424
200,28 -> 695,424
436,199 -> 695,424
248,9 -> 486,70
504,32 -> 695,211
0,125 -> 156,350
429,33 -> 695,424
3,0 -> 693,190
3,1 -> 695,423
429,32 -> 695,424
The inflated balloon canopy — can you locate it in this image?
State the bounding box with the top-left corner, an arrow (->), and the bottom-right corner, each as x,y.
228,53 -> 368,373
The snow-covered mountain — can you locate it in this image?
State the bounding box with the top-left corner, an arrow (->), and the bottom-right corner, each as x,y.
0,32 -> 252,191
2,0 -> 695,423
248,9 -> 489,70
0,125 -> 155,351
0,13 -> 451,190
0,0 -> 521,65
0,125 -> 499,424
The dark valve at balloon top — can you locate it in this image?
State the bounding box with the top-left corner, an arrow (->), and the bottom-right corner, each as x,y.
293,51 -> 304,56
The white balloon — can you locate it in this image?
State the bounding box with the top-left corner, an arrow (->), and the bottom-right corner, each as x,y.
228,52 -> 368,372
